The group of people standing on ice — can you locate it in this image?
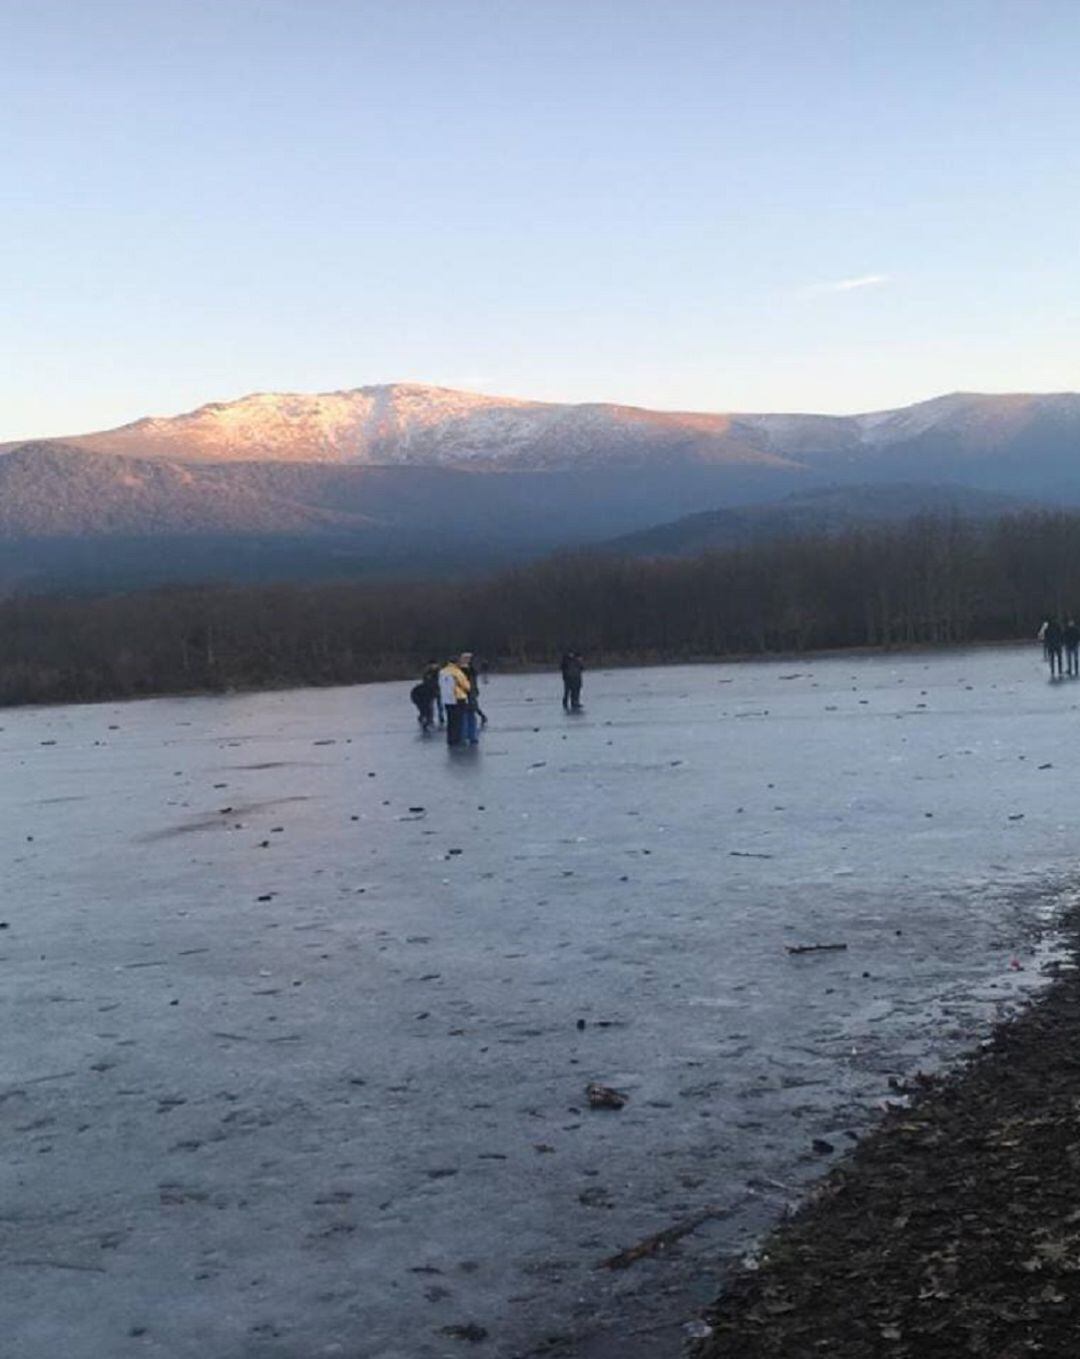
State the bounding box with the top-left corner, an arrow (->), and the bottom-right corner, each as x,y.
409,654 -> 486,745
1038,616 -> 1080,679
409,651 -> 586,744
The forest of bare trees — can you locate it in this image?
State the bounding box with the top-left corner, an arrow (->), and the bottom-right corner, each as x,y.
3,510 -> 1079,707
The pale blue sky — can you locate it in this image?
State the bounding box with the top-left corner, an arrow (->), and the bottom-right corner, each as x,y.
3,0 -> 1078,438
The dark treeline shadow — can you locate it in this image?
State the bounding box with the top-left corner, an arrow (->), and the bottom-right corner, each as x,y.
1,509 -> 1076,707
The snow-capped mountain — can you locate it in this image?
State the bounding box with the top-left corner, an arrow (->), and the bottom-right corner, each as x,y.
852,391 -> 1080,450
2,383 -> 797,469
2,384 -> 1079,591
8,383 -> 1079,476
735,391 -> 1080,461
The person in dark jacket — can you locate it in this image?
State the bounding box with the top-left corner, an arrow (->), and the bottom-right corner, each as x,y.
410,666 -> 440,731
461,653 -> 487,744
423,661 -> 445,725
560,651 -> 584,711
1043,617 -> 1064,679
1064,619 -> 1080,678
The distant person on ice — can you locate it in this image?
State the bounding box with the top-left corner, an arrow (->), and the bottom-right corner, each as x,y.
423,661 -> 445,725
410,664 -> 442,731
560,651 -> 584,711
410,674 -> 437,731
461,653 -> 487,743
1065,619 -> 1080,678
1041,617 -> 1064,679
439,655 -> 472,746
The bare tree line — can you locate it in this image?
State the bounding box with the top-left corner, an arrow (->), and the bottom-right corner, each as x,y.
1,510 -> 1076,707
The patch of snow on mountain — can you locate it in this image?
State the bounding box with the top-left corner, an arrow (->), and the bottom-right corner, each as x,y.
851,393 -> 1080,448
734,412 -> 859,456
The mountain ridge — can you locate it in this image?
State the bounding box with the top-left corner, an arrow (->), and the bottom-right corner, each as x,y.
9,383 -> 1078,474
0,383 -> 790,470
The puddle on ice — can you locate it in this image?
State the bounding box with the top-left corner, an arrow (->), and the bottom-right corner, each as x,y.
2,643 -> 1078,1358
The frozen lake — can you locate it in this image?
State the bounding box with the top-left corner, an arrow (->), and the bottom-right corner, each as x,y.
3,646 -> 1077,1359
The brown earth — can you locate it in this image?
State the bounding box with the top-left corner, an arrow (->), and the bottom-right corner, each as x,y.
694,921 -> 1080,1359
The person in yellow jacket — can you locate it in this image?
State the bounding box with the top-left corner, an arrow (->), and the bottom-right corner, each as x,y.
438,655 -> 472,746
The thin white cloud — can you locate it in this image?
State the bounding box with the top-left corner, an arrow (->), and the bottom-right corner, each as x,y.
799,273 -> 891,298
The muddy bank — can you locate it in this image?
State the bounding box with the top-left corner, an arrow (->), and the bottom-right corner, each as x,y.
694,911 -> 1080,1358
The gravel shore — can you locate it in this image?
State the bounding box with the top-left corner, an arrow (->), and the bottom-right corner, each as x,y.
694,910 -> 1080,1359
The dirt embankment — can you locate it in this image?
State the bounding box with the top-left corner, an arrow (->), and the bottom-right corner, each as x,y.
694,923 -> 1080,1359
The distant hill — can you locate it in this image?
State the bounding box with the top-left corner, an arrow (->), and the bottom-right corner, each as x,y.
0,440 -> 796,551
0,443 -> 378,536
605,483 -> 1038,557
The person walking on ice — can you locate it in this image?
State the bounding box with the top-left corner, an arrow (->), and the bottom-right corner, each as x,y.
1064,618 -> 1080,678
1041,617 -> 1064,679
560,651 -> 585,711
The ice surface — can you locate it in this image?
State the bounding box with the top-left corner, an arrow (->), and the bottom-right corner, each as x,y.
2,646 -> 1075,1358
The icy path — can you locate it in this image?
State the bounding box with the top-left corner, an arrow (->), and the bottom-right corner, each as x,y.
1,647 -> 1075,1358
